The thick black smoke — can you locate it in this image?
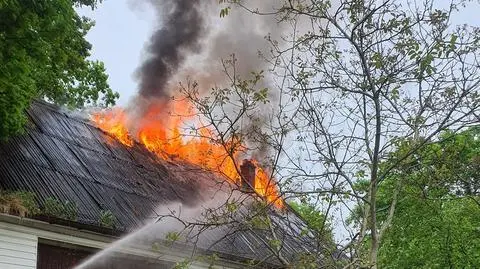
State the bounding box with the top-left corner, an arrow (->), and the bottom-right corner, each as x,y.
137,0 -> 205,99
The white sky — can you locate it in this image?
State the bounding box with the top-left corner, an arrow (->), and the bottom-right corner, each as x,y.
78,0 -> 479,107
77,1 -> 155,106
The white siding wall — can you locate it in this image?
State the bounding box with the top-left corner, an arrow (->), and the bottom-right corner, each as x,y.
0,228 -> 37,269
0,217 -> 244,269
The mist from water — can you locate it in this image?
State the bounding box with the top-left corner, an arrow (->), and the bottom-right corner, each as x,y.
74,188 -> 247,268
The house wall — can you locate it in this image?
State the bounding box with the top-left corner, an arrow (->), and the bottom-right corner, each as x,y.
0,214 -> 245,269
0,227 -> 38,269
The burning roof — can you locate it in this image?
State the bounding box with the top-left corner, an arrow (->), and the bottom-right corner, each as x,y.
0,100 -> 316,266
91,100 -> 284,209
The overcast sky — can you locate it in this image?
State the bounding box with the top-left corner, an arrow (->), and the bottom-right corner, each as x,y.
77,1 -> 155,106
78,1 -> 478,107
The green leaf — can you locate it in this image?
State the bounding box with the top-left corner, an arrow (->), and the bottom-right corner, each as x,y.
220,7 -> 230,17
0,0 -> 118,140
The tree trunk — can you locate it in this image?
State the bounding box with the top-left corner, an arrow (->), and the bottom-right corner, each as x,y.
369,96 -> 382,268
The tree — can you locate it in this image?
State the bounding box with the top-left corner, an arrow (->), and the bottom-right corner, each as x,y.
0,0 -> 118,140
290,201 -> 334,245
373,128 -> 480,268
289,201 -> 338,268
179,0 -> 480,267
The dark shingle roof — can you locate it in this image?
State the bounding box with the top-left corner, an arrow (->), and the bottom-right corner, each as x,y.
0,101 -> 214,229
0,100 -> 321,266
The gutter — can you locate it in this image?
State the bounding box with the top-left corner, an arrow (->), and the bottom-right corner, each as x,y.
0,213 -> 252,268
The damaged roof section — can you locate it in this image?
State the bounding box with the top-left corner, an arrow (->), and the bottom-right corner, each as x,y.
0,100 -> 322,266
0,100 -> 210,231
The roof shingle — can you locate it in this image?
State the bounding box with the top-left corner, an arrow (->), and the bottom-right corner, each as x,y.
0,100 -> 321,266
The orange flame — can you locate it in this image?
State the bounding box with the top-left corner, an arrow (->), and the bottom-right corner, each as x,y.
253,162 -> 284,209
91,108 -> 134,147
92,101 -> 283,208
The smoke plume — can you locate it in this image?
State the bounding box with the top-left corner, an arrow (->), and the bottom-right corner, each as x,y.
178,0 -> 282,94
130,0 -> 284,159
136,0 -> 206,99
135,0 -> 282,100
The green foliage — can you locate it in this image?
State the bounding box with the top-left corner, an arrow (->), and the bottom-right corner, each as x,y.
43,197 -> 63,217
73,0 -> 103,9
0,190 -> 39,217
219,7 -> 231,17
43,197 -> 78,221
15,191 -> 40,216
226,200 -> 238,212
268,238 -> 281,250
151,241 -> 161,252
244,259 -> 257,267
218,0 -> 232,17
0,192 -> 80,221
173,260 -> 191,269
290,201 -> 334,244
291,252 -> 319,269
246,201 -> 271,229
380,198 -> 480,268
248,214 -> 270,229
376,128 -> 480,268
197,253 -> 219,269
98,209 -> 116,228
0,0 -> 118,140
63,200 -> 79,221
165,231 -> 181,246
